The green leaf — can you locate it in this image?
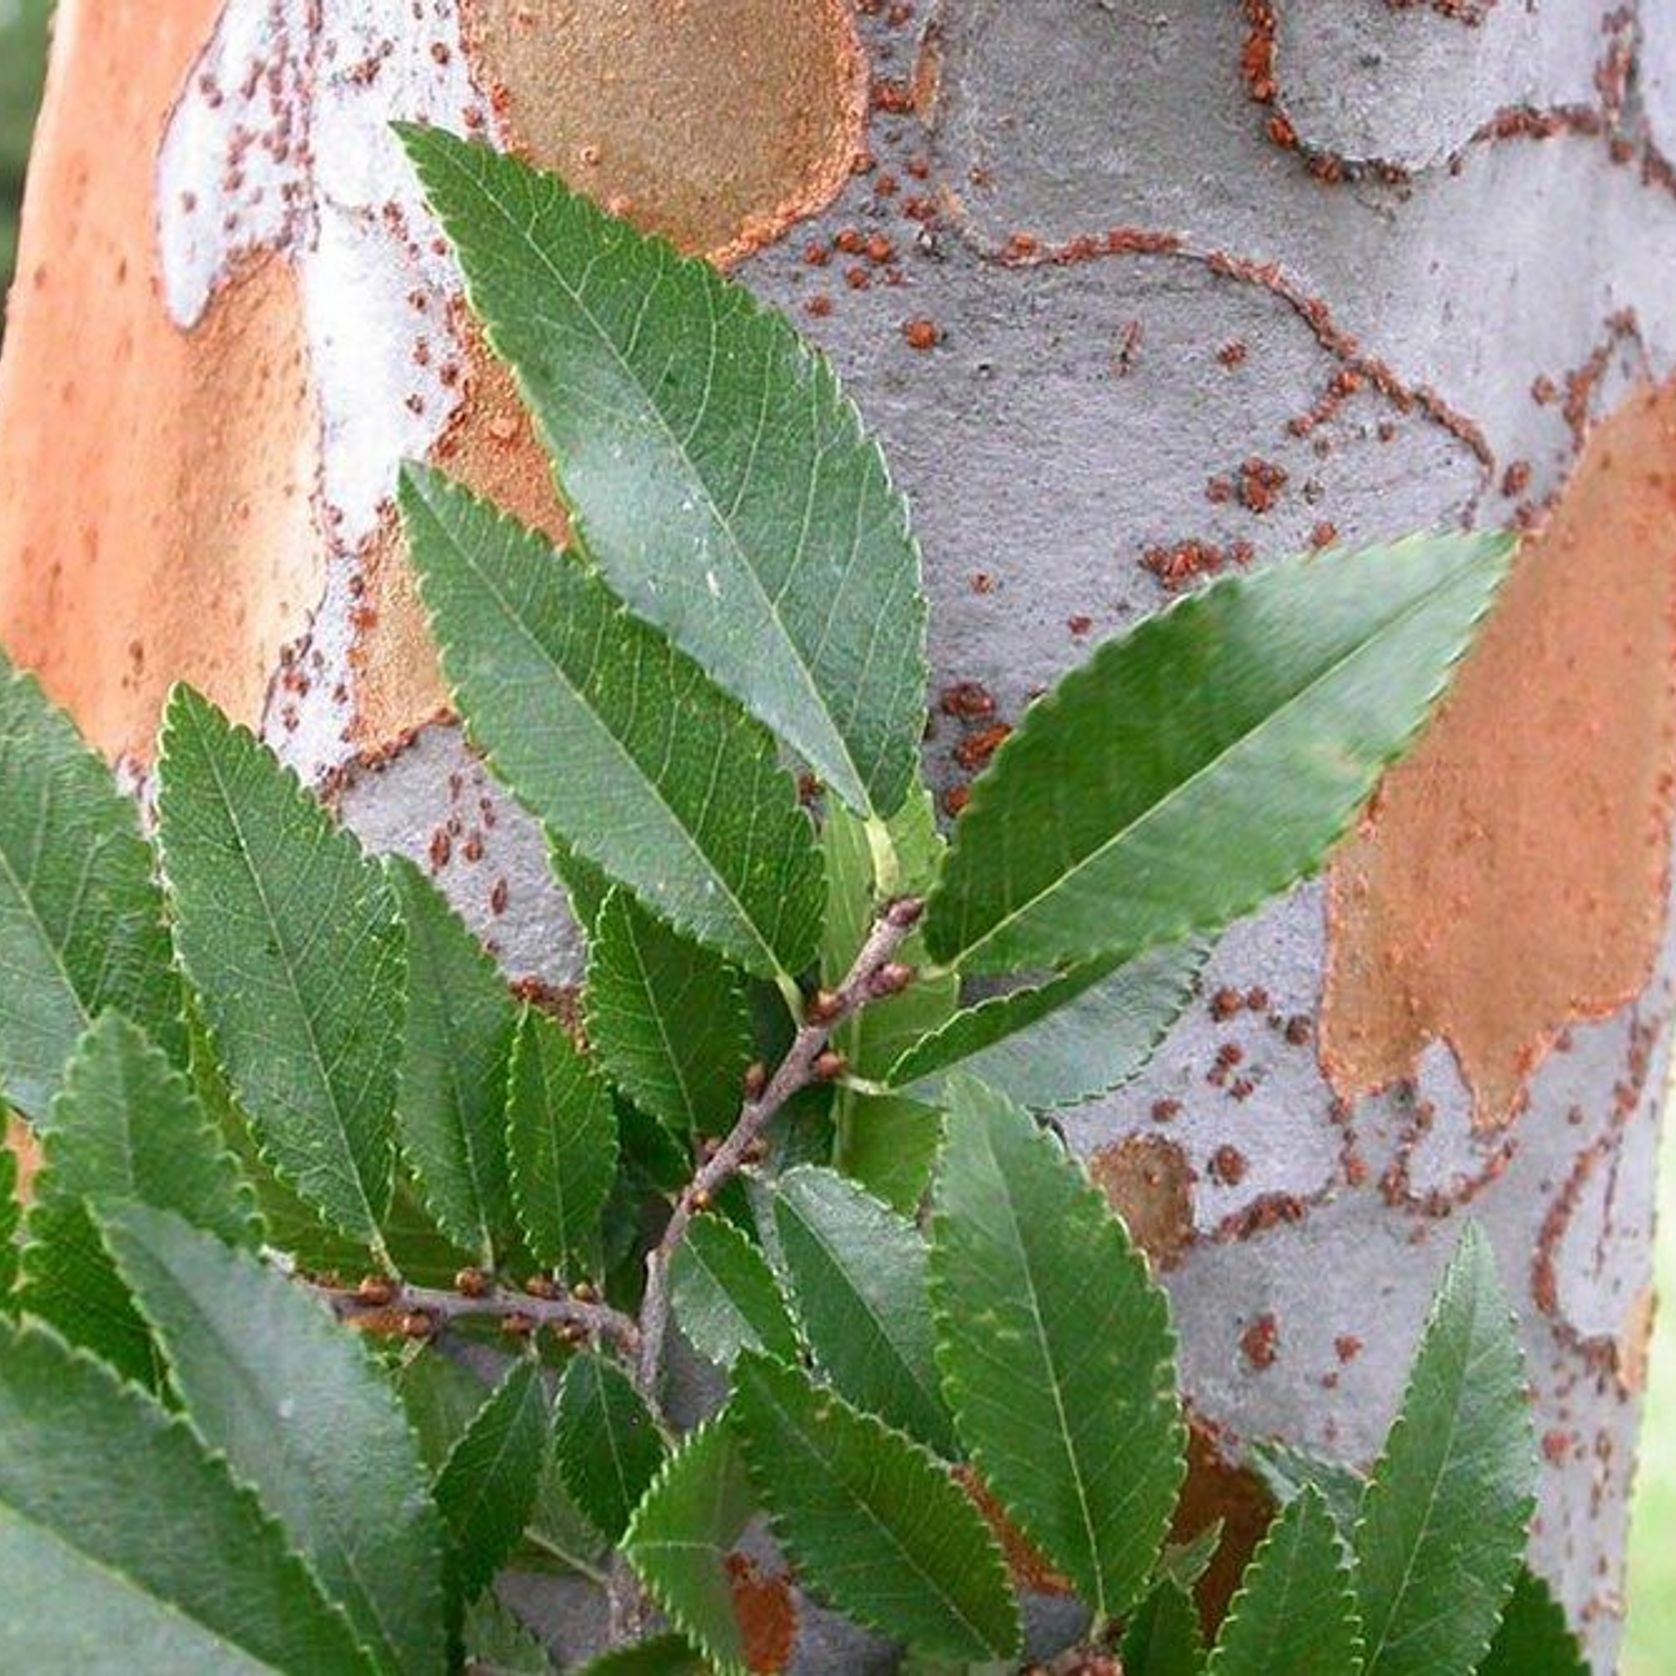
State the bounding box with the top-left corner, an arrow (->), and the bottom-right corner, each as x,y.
399,465 -> 824,981
21,1013 -> 260,1384
821,793 -> 957,1206
100,1203 -> 449,1676
623,1418 -> 756,1676
0,1143 -> 17,1308
0,1317 -> 372,1673
887,940 -> 1205,1110
580,1636 -> 709,1676
0,651 -> 181,1122
463,1596 -> 552,1675
552,1349 -> 666,1543
670,1211 -> 800,1369
157,685 -> 405,1251
924,534 -> 1513,972
396,1349 -> 495,1472
400,127 -> 928,822
1476,1569 -> 1586,1676
587,887 -> 751,1144
773,1165 -> 953,1454
507,1006 -> 617,1276
1354,1223 -> 1536,1676
527,1443 -> 612,1578
1160,1521 -> 1225,1594
388,856 -> 519,1267
434,1360 -> 550,1600
549,836 -> 613,937
730,1351 -> 1020,1660
1206,1487 -> 1363,1676
930,1074 -> 1184,1619
1121,1581 -> 1207,1676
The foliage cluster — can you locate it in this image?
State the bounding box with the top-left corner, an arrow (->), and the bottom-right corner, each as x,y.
0,129 -> 1575,1673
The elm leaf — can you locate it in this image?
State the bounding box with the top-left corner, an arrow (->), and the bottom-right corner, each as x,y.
399,465 -> 824,981
730,1351 -> 1020,1660
670,1211 -> 800,1369
157,685 -> 404,1252
552,1350 -> 666,1544
930,1075 -> 1184,1619
506,1006 -> 617,1277
0,1318 -> 373,1674
0,651 -> 181,1122
1476,1569 -> 1587,1676
925,534 -> 1513,973
98,1203 -> 449,1676
587,887 -> 752,1145
388,856 -> 519,1267
1354,1223 -> 1536,1676
400,127 -> 928,821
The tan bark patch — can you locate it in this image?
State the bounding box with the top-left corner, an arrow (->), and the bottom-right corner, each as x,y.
460,0 -> 867,263
1171,1420 -> 1272,1633
1322,380 -> 1676,1126
724,1552 -> 797,1674
0,0 -> 323,764
349,313 -> 568,747
1089,1133 -> 1196,1270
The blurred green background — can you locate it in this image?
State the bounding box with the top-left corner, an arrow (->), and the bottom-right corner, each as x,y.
0,3 -> 1672,1666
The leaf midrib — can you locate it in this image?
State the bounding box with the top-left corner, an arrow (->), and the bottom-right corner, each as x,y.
423,139 -> 871,815
949,560 -> 1483,969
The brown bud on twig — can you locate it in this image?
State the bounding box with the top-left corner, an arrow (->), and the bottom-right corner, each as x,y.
886,895 -> 926,928
524,1274 -> 560,1300
870,961 -> 915,998
357,1274 -> 397,1307
743,1137 -> 768,1164
814,1049 -> 849,1082
502,1312 -> 536,1338
571,1280 -> 598,1304
559,1321 -> 589,1346
743,1061 -> 769,1099
805,988 -> 845,1024
455,1267 -> 490,1298
691,1188 -> 714,1212
400,1311 -> 435,1340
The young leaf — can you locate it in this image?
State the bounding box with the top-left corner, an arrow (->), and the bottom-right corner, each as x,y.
730,1350 -> 1020,1660
623,1418 -> 758,1676
0,652 -> 181,1122
400,127 -> 928,821
400,466 -> 824,980
822,793 -> 958,1205
1476,1569 -> 1587,1676
463,1595 -> 553,1675
587,887 -> 752,1144
886,939 -> 1205,1110
0,1318 -> 372,1673
21,1013 -> 259,1385
156,685 -> 405,1251
100,1202 -> 449,1676
1121,1581 -> 1207,1676
507,1006 -> 617,1277
434,1360 -> 550,1601
552,1350 -> 667,1543
924,533 -> 1513,973
773,1165 -> 954,1454
1354,1223 -> 1536,1676
670,1211 -> 801,1369
1206,1488 -> 1363,1676
388,856 -> 519,1267
930,1075 -> 1184,1620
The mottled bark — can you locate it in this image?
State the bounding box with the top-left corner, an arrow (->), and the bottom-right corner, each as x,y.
4,2 -> 1675,1668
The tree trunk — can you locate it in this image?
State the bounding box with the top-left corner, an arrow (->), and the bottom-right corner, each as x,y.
3,1 -> 1674,1667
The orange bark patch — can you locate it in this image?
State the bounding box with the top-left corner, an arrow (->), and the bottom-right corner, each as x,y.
725,1553 -> 797,1674
1089,1133 -> 1196,1270
1171,1420 -> 1272,1632
461,0 -> 867,262
1323,380 -> 1676,1125
349,313 -> 568,747
0,0 -> 323,764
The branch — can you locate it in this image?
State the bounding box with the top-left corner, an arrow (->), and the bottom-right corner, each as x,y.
314,1274 -> 641,1353
635,894 -> 925,1397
